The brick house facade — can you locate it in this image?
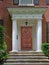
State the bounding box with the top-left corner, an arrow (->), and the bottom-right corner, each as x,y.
0,0 -> 49,52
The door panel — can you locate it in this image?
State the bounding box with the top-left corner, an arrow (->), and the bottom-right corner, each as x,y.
21,27 -> 32,50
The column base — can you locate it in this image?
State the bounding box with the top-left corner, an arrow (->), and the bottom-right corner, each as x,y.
10,50 -> 18,52
36,50 -> 42,52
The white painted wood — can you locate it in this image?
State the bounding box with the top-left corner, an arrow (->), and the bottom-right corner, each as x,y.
12,20 -> 18,52
19,0 -> 34,6
36,20 -> 42,52
12,14 -> 42,20
17,19 -> 37,51
11,14 -> 42,52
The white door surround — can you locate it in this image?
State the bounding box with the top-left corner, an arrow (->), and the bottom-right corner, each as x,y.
12,14 -> 42,20
11,14 -> 42,52
7,7 -> 47,52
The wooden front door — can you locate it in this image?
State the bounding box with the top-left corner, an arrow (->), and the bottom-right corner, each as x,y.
21,27 -> 32,50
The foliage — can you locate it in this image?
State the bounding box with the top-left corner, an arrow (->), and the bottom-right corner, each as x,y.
0,25 -> 8,62
0,25 -> 4,44
42,43 -> 49,57
0,42 -> 8,61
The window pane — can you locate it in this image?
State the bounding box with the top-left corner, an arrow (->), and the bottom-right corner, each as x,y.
46,0 -> 49,5
0,20 -> 3,25
34,0 -> 39,5
20,0 -> 32,4
13,0 -> 19,5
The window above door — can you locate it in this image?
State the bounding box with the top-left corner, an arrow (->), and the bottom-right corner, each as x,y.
13,0 -> 39,6
46,0 -> 49,5
19,0 -> 34,6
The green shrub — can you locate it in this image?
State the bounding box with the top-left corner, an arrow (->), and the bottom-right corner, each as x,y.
42,43 -> 49,57
0,25 -> 4,44
0,25 -> 8,62
0,42 -> 8,61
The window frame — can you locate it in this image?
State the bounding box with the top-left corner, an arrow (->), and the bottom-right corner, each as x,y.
19,0 -> 34,6
13,0 -> 39,6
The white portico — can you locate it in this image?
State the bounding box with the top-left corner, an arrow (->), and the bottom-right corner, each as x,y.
7,7 -> 46,52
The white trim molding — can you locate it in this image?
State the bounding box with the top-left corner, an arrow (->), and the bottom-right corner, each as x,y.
19,0 -> 34,6
11,14 -> 43,52
12,14 -> 42,20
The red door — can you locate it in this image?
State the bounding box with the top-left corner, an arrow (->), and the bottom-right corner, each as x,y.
21,27 -> 32,50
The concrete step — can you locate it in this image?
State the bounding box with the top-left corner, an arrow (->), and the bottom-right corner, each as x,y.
9,53 -> 45,56
8,55 -> 48,59
4,51 -> 49,65
6,59 -> 49,62
4,62 -> 49,65
9,51 -> 44,55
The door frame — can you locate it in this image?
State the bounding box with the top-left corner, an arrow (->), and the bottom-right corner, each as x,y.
21,26 -> 32,50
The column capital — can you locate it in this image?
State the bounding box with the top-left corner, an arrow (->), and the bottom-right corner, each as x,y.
37,19 -> 42,22
12,18 -> 17,22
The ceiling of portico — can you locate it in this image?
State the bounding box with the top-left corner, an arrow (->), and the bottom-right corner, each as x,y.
17,19 -> 37,26
7,7 -> 47,15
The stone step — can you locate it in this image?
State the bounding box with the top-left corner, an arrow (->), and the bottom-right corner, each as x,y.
4,62 -> 49,65
9,53 -> 45,56
6,59 -> 49,62
8,55 -> 48,59
4,52 -> 49,65
9,51 -> 44,55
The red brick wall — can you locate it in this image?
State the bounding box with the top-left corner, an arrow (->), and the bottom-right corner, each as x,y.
42,7 -> 49,43
4,15 -> 12,52
44,8 -> 49,21
0,2 -> 12,52
42,15 -> 46,43
4,11 -> 12,52
1,0 -> 49,7
0,0 -> 49,52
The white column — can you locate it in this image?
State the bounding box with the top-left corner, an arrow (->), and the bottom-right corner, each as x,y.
12,20 -> 18,52
36,19 -> 42,52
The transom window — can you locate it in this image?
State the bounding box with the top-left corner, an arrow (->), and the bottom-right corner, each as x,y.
19,0 -> 34,6
13,0 -> 39,5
